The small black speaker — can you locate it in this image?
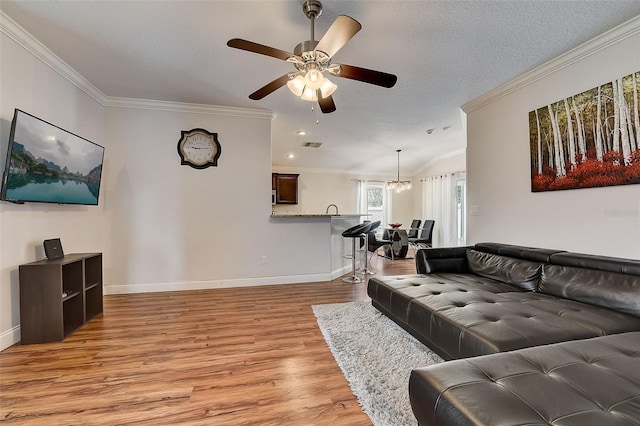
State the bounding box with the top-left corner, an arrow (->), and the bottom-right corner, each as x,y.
43,238 -> 64,260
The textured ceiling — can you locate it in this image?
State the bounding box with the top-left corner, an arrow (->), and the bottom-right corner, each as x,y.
2,1 -> 640,176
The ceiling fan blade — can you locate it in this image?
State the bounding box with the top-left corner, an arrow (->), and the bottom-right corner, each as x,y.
227,38 -> 293,61
314,15 -> 362,58
334,64 -> 398,88
317,91 -> 336,114
249,74 -> 290,100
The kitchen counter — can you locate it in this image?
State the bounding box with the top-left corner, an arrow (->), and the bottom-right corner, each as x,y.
269,214 -> 368,279
270,214 -> 365,218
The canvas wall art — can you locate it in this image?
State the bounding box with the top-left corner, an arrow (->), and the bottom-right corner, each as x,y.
529,71 -> 640,192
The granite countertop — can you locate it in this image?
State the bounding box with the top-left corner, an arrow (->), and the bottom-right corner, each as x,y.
270,214 -> 366,218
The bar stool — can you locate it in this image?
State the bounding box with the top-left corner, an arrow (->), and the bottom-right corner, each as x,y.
358,220 -> 380,275
342,222 -> 373,283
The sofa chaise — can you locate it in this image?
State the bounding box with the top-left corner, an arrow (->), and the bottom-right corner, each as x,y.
409,331 -> 640,425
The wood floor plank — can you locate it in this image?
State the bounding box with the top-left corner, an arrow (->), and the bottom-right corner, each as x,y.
0,257 -> 415,424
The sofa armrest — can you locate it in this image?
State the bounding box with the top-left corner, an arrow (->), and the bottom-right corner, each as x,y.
415,246 -> 471,274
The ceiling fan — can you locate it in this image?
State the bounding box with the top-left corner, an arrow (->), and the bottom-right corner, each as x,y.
227,0 -> 397,113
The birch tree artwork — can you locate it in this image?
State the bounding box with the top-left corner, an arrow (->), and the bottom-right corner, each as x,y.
529,71 -> 640,192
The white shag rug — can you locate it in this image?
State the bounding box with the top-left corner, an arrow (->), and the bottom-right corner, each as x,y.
312,301 -> 444,426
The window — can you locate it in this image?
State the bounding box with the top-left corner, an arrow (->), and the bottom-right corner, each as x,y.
367,182 -> 386,228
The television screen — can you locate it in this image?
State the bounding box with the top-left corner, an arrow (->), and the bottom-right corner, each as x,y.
1,109 -> 104,205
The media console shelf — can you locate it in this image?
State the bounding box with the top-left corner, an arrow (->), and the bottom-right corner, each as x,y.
19,253 -> 103,344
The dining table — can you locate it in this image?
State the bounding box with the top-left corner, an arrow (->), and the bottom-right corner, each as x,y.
382,227 -> 409,259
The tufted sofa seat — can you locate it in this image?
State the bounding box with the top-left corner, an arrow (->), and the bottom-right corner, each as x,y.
367,243 -> 640,360
409,331 -> 640,425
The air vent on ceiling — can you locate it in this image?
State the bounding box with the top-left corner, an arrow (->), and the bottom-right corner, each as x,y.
302,142 -> 322,148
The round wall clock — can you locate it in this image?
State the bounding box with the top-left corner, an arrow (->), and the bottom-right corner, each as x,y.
177,128 -> 222,169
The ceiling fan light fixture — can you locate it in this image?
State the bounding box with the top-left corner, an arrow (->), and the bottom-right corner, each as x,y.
287,75 -> 305,97
301,87 -> 318,101
304,68 -> 324,90
319,77 -> 337,98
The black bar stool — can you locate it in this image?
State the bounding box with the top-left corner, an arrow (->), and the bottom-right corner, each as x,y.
358,220 -> 380,275
342,222 -> 373,283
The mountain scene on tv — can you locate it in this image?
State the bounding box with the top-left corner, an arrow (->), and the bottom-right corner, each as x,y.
5,112 -> 104,204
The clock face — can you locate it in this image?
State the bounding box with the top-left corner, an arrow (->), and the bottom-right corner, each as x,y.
178,129 -> 221,169
184,134 -> 214,164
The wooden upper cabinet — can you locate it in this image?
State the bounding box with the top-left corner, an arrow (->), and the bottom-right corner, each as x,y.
273,173 -> 299,204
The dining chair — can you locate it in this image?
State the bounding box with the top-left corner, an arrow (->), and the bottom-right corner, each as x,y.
407,219 -> 422,238
368,225 -> 394,264
408,220 -> 435,251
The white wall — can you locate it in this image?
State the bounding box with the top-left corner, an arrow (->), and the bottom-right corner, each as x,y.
390,187 -> 414,228
464,20 -> 640,258
0,35 -> 337,290
0,30 -> 107,349
104,106 -> 333,293
0,16 -> 330,350
271,168 -> 359,215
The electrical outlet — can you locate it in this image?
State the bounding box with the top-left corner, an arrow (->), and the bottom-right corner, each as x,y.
470,205 -> 479,216
261,255 -> 268,265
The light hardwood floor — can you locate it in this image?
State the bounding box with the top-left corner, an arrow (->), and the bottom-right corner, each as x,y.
0,256 -> 416,425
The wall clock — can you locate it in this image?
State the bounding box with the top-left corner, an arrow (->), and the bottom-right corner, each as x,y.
177,128 -> 222,169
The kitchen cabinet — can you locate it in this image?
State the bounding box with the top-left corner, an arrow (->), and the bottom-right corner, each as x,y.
272,173 -> 299,204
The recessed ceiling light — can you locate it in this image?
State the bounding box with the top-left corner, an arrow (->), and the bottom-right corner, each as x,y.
443,125 -> 451,131
426,129 -> 434,134
296,130 -> 307,136
287,153 -> 295,159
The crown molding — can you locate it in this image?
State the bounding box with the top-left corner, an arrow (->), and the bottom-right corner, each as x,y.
462,14 -> 640,113
103,97 -> 274,120
1,11 -> 274,120
0,10 -> 107,104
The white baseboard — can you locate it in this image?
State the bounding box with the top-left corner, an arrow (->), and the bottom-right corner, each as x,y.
0,325 -> 20,352
330,264 -> 354,280
104,272 -> 334,295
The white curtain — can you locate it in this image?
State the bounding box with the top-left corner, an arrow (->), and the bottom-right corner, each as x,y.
384,184 -> 392,227
421,173 -> 457,247
356,179 -> 368,215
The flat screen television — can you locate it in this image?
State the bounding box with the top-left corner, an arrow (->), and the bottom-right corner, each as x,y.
1,109 -> 104,205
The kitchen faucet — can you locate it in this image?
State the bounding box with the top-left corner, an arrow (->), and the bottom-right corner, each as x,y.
325,204 -> 339,215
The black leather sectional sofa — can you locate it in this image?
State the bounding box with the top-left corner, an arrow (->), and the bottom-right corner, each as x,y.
409,331 -> 640,425
366,242 -> 640,426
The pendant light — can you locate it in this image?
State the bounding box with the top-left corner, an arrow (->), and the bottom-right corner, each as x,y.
387,149 -> 412,193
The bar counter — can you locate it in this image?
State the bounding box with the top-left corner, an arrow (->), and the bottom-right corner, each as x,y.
270,214 -> 364,218
270,214 -> 367,279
